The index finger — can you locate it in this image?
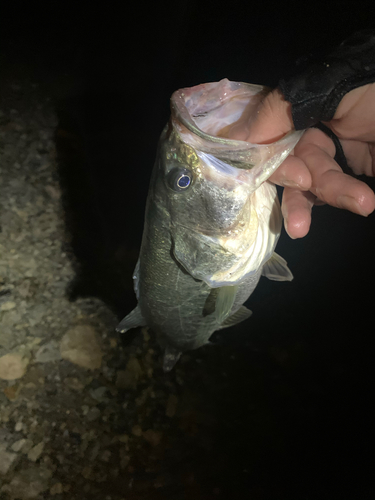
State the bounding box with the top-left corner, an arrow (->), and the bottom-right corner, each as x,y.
228,88 -> 295,144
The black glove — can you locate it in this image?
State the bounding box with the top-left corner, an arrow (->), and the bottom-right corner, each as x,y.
279,30 -> 375,130
278,30 -> 375,175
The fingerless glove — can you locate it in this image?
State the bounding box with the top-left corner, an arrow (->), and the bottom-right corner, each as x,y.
279,30 -> 375,130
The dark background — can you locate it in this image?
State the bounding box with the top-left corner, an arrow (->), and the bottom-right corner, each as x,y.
1,1 -> 375,498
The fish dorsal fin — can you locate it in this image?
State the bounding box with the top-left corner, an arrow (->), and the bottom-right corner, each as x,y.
262,252 -> 293,281
215,285 -> 238,324
163,346 -> 182,372
218,305 -> 252,330
116,305 -> 147,333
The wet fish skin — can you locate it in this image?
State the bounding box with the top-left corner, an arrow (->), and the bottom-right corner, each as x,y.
117,79 -> 302,371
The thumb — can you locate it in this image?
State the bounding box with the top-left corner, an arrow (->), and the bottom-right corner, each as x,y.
246,88 -> 295,144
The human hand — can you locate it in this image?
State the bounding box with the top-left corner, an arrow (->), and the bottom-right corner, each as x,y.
230,84 -> 375,238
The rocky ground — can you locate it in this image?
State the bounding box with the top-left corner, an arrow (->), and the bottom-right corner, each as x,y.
0,59 -> 224,500
0,59 -> 283,500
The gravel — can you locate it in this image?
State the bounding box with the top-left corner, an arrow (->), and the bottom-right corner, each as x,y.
0,63 -> 193,500
0,63 -> 239,500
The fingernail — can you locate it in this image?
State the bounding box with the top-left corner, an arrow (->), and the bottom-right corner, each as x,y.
337,195 -> 369,217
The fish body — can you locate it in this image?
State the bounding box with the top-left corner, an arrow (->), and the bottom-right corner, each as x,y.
117,79 -> 303,371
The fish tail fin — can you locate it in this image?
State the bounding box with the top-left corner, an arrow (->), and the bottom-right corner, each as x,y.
116,305 -> 147,333
163,346 -> 182,372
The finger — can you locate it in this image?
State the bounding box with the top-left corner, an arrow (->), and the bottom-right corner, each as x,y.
245,88 -> 294,144
295,129 -> 375,216
316,169 -> 375,216
328,84 -> 375,141
314,198 -> 326,206
269,154 -> 312,190
281,188 -> 316,239
340,139 -> 375,177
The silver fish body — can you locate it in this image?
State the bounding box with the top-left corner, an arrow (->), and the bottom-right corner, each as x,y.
117,79 -> 303,371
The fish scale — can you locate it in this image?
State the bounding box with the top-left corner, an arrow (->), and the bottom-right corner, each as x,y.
138,202 -> 219,348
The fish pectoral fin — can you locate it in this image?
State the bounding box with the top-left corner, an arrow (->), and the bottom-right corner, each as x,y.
215,285 -> 238,324
262,252 -> 293,282
218,305 -> 252,330
163,346 -> 182,372
116,305 -> 147,333
203,288 -> 219,317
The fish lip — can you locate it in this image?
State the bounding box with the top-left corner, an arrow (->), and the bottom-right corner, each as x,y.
170,80 -> 263,147
171,80 -> 298,148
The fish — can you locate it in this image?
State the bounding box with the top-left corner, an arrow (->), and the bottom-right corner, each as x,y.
117,79 -> 303,371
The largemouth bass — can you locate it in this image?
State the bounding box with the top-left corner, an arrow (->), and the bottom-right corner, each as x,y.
117,79 -> 303,371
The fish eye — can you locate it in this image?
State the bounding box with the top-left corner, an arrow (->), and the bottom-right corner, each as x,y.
177,174 -> 190,188
167,168 -> 193,192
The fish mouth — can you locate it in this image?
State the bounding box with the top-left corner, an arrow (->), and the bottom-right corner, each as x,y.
170,79 -> 303,185
171,79 -> 268,147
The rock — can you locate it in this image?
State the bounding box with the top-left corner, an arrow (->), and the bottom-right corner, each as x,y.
88,441 -> 100,461
3,384 -> 21,401
115,370 -> 128,389
0,406 -> 12,424
14,421 -> 23,432
44,185 -> 61,200
34,340 -> 61,363
18,279 -> 33,298
166,394 -> 178,418
118,434 -> 129,443
11,439 -> 27,452
89,386 -> 108,402
1,466 -> 52,499
109,337 -> 118,348
60,325 -> 102,370
27,441 -> 44,462
115,357 -> 143,389
100,450 -> 111,462
143,429 -> 162,447
65,377 -> 86,391
81,466 -> 92,479
120,454 -> 130,470
21,365 -> 44,387
20,439 -> 34,454
0,353 -> 29,380
50,482 -> 63,495
0,301 -> 16,311
131,425 -> 142,437
81,405 -> 89,416
86,407 -> 101,422
0,448 -> 18,475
